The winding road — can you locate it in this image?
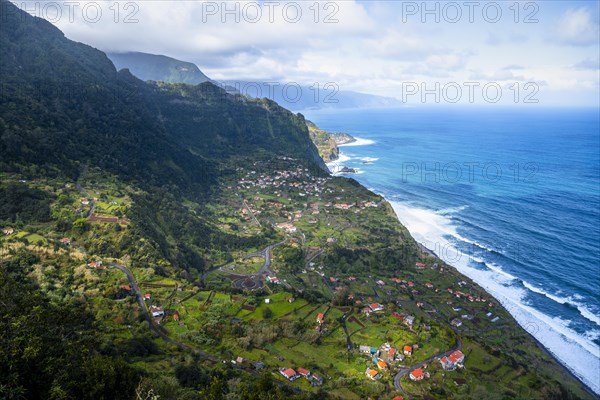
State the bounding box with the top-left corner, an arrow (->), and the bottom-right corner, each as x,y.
393,336 -> 462,397
220,241 -> 286,290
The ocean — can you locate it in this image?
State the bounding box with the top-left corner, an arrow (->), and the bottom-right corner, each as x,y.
303,106 -> 600,394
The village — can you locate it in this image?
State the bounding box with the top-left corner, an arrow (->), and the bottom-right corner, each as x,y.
0,159 -> 517,400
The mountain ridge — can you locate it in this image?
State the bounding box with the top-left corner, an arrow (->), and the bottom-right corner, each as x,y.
108,51 -> 211,85
104,51 -> 402,110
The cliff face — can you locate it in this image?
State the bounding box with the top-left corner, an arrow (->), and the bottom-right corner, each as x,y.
307,120 -> 352,162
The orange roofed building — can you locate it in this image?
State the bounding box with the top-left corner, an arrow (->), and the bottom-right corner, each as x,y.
409,368 -> 425,381
316,313 -> 324,324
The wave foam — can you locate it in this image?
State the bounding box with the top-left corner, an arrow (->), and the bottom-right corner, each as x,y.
386,199 -> 600,394
522,281 -> 600,327
361,157 -> 379,163
339,137 -> 376,147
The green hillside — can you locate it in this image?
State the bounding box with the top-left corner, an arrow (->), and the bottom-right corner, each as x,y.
0,1 -> 596,400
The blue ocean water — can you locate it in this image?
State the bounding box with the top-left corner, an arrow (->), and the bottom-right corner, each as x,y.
303,106 -> 600,393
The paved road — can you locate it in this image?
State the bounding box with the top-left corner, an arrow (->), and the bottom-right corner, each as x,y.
340,316 -> 353,351
304,248 -> 324,269
220,241 -> 285,290
393,336 -> 462,397
238,194 -> 261,227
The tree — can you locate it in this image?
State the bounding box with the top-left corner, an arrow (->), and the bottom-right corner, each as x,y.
73,218 -> 89,233
262,307 -> 273,319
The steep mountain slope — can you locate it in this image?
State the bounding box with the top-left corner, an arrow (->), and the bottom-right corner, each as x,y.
0,0 -> 325,290
0,0 -> 325,187
108,51 -> 210,85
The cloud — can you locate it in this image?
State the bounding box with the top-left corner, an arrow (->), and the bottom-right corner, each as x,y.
503,64 -> 525,70
485,31 -> 528,46
10,0 -> 599,105
468,69 -> 529,82
557,8 -> 599,46
572,58 -> 600,70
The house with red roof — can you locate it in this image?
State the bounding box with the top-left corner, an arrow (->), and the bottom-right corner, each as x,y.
316,313 -> 325,324
409,368 -> 425,381
297,367 -> 310,378
87,260 -> 104,268
388,347 -> 397,361
440,350 -> 465,370
415,262 -> 426,269
365,368 -> 381,380
144,293 -> 151,300
173,313 -> 179,322
279,368 -> 300,381
403,345 -> 413,356
369,303 -> 384,312
392,312 -> 405,320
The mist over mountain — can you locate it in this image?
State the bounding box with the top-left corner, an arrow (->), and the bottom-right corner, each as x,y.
105,51 -> 401,111
220,81 -> 402,111
108,52 -> 211,85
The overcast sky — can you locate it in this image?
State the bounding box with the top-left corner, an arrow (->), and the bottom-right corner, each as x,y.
14,0 -> 600,106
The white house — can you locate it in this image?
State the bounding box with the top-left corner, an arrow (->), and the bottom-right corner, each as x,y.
150,305 -> 164,317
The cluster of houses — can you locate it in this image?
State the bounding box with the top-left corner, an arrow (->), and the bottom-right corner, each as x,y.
447,285 -> 490,305
235,164 -> 331,200
406,350 -> 465,382
234,161 -> 383,238
279,367 -> 323,386
275,222 -> 297,233
360,341 -> 467,383
361,341 -> 414,379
